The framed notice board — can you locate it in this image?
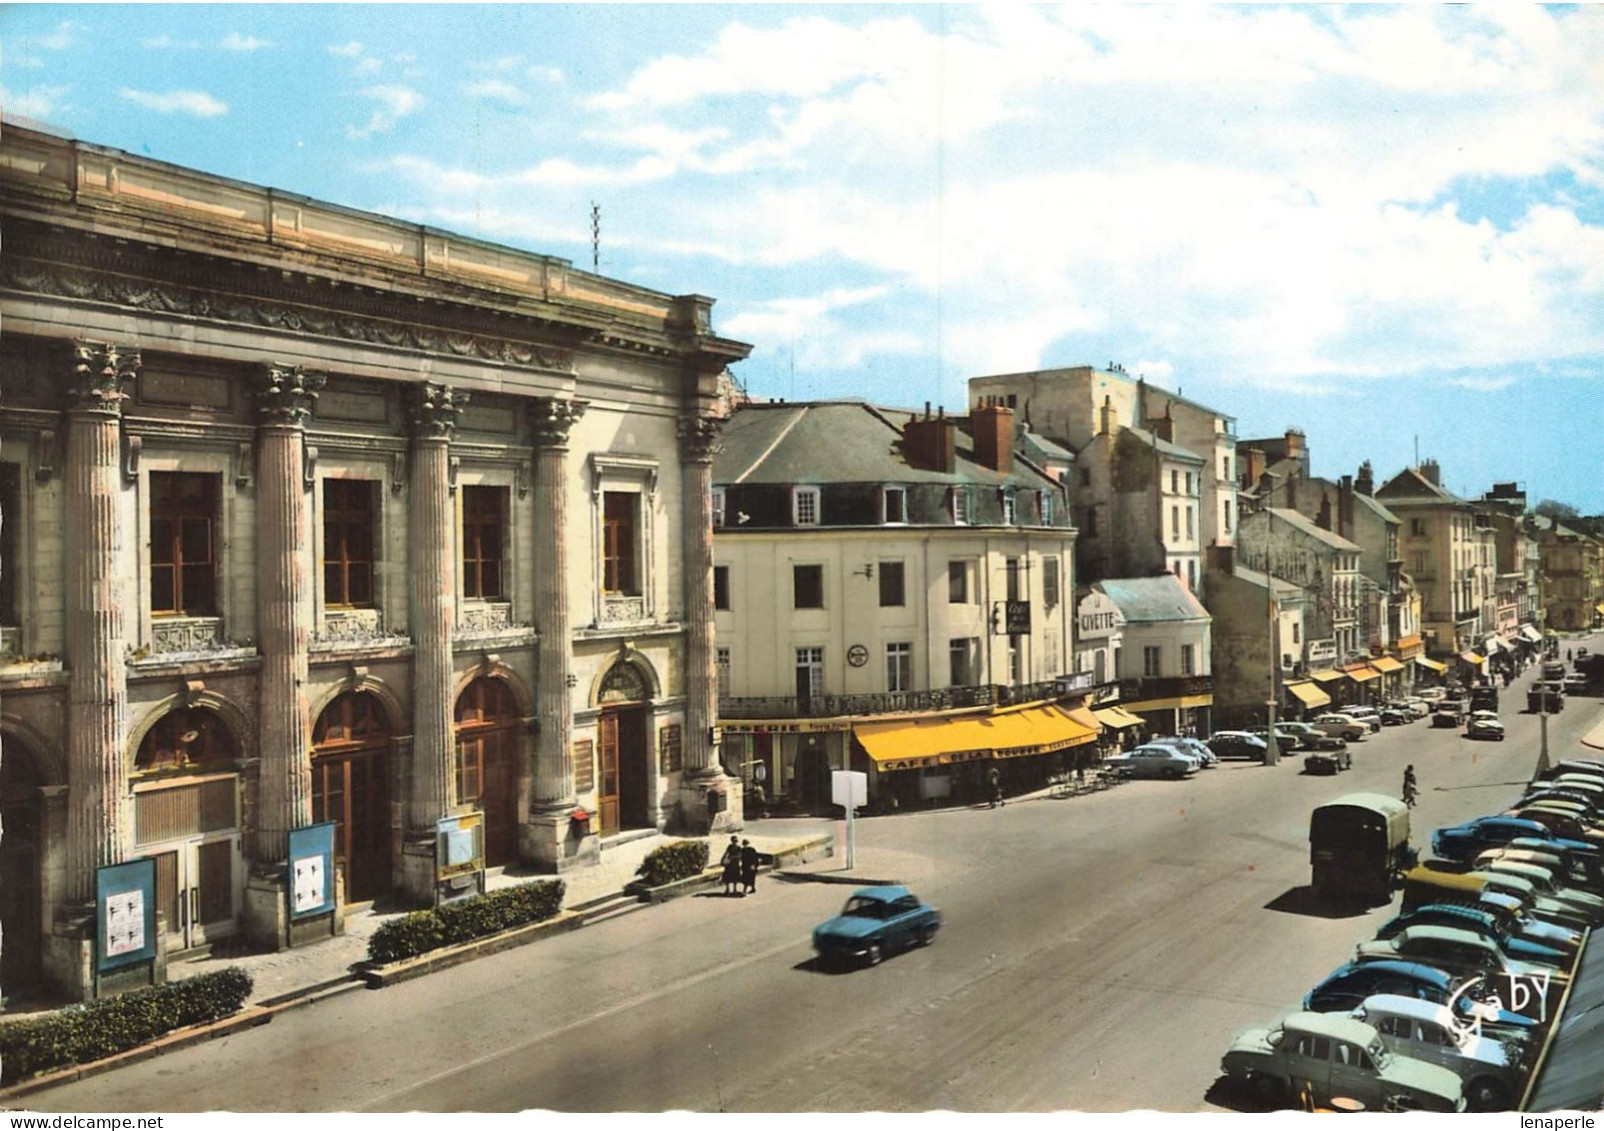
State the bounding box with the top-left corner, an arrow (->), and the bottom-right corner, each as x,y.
96,858 -> 157,973
573,738 -> 595,793
660,723 -> 683,774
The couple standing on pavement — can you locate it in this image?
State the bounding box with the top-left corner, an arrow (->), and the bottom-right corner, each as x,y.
720,835 -> 759,896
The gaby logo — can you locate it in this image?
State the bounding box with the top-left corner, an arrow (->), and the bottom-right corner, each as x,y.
1447,972 -> 1551,1040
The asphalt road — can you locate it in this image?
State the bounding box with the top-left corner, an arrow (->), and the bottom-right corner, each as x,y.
23,639 -> 1604,1113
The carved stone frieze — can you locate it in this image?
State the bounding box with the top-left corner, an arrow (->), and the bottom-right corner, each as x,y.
408,382 -> 468,440
600,596 -> 648,625
148,617 -> 226,656
68,342 -> 140,413
677,414 -> 726,464
530,397 -> 588,448
257,364 -> 327,426
5,259 -> 578,373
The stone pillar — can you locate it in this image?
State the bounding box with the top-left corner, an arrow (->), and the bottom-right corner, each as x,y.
63,343 -> 138,905
245,365 -> 324,947
667,413 -> 742,834
401,383 -> 467,904
522,396 -> 595,871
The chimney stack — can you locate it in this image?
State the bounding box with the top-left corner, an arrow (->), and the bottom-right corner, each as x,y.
971,396 -> 1014,476
1152,404 -> 1175,443
1241,447 -> 1266,491
1355,461 -> 1374,497
1337,476 -> 1355,538
1420,458 -> 1441,486
1099,394 -> 1116,437
903,405 -> 956,473
1284,428 -> 1306,467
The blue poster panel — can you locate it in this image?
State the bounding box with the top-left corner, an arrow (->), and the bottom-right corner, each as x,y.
288,821 -> 337,919
96,858 -> 157,973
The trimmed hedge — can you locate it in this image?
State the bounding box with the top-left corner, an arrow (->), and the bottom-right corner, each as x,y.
366,879 -> 565,965
635,839 -> 710,888
0,967 -> 253,1086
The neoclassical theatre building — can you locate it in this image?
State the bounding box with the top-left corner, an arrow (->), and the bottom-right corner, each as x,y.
0,122 -> 750,1001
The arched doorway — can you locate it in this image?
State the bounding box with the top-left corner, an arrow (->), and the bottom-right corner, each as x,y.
596,661 -> 651,836
0,736 -> 44,1000
312,692 -> 393,903
132,706 -> 243,953
455,678 -> 522,867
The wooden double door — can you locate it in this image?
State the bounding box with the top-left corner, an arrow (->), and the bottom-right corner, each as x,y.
148,835 -> 238,952
0,748 -> 42,999
312,692 -> 393,904
597,706 -> 649,836
455,678 -> 522,867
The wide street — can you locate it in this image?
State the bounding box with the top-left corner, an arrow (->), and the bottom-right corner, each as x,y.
24,640 -> 1604,1113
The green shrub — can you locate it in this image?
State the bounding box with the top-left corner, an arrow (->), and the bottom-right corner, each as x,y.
635,839 -> 710,887
0,967 -> 253,1085
366,879 -> 565,965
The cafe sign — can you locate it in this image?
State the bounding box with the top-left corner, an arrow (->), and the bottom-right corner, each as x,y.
1077,591 -> 1125,641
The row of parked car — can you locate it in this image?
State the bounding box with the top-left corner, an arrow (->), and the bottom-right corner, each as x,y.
1219,758 -> 1604,1113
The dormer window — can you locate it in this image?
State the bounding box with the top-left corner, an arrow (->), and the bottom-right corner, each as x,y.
712,486 -> 726,528
792,486 -> 820,527
1000,491 -> 1016,526
1038,490 -> 1053,525
882,486 -> 907,525
951,487 -> 970,525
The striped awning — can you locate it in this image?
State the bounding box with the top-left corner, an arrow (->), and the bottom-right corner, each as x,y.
1369,656 -> 1405,674
1285,681 -> 1332,709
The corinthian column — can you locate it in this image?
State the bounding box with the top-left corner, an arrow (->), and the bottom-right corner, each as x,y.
524,396 -> 588,870
63,343 -> 138,905
254,364 -> 324,866
407,383 -> 466,833
678,413 -> 725,778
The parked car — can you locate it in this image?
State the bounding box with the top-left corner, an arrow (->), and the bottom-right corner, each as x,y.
1394,697 -> 1432,718
1303,959 -> 1541,1038
1470,887 -> 1585,953
1220,1011 -> 1464,1111
1378,706 -> 1414,727
1208,731 -> 1271,761
1354,925 -> 1567,983
1344,705 -> 1383,732
1527,684 -> 1565,713
1432,816 -> 1596,863
1503,806 -> 1604,847
1519,786 -> 1604,816
1432,700 -> 1468,728
1563,672 -> 1591,695
1479,843 -> 1604,897
1550,759 -> 1604,781
1149,734 -> 1217,767
1465,711 -> 1505,741
1477,859 -> 1604,921
1372,905 -> 1568,965
1104,744 -> 1201,780
1248,724 -> 1311,750
1311,713 -> 1369,742
1350,995 -> 1523,1111
1416,686 -> 1448,704
811,885 -> 940,968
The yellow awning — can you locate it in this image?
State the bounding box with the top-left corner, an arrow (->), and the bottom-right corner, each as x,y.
1369,656 -> 1405,674
1285,681 -> 1331,709
1093,705 -> 1145,729
1124,694 -> 1213,712
1596,603 -> 1604,617
1459,651 -> 1485,665
1415,656 -> 1447,673
1342,665 -> 1380,683
992,705 -> 1099,758
1309,669 -> 1344,682
854,716 -> 996,771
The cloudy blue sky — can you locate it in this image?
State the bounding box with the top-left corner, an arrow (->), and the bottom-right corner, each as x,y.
4,4 -> 1602,510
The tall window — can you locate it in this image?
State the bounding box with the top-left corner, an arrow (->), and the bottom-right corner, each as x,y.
1185,506 -> 1194,539
151,471 -> 220,615
0,463 -> 18,626
1001,492 -> 1016,525
1043,557 -> 1060,610
795,647 -> 824,700
951,487 -> 969,525
1171,470 -> 1179,493
879,560 -> 906,607
1181,643 -> 1195,675
886,642 -> 912,692
461,485 -> 506,600
1005,557 -> 1022,601
602,491 -> 640,595
793,486 -> 820,527
882,487 -> 907,525
1143,645 -> 1162,677
1188,559 -> 1198,591
1172,506 -> 1180,539
948,560 -> 969,604
1038,491 -> 1053,525
716,647 -> 732,697
711,486 -> 726,528
1224,500 -> 1233,533
793,563 -> 824,609
949,638 -> 978,686
714,565 -> 731,611
323,479 -> 376,607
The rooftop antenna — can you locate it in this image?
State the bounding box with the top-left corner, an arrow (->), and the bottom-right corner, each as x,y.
590,201 -> 600,272
1413,434 -> 1419,468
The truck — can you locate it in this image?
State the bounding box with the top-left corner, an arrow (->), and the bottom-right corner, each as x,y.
1310,793 -> 1415,906
1431,698 -> 1468,728
1469,685 -> 1499,712
1527,683 -> 1565,713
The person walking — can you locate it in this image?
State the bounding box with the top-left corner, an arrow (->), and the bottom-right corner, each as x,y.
1402,764 -> 1418,809
719,834 -> 742,896
740,838 -> 760,895
987,765 -> 1004,809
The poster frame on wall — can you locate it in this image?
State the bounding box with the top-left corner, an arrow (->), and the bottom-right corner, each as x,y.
288,821 -> 338,920
95,857 -> 158,974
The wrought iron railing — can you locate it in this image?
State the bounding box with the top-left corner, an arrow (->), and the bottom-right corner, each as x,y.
718,679 -> 1067,720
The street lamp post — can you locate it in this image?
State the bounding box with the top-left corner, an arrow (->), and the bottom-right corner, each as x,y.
1266,586 -> 1281,767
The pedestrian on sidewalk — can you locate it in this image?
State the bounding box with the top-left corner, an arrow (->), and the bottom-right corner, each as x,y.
720,834 -> 742,896
740,838 -> 759,894
987,765 -> 1004,809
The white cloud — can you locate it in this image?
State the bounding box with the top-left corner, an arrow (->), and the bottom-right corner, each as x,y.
463,79 -> 528,108
1,84 -> 68,120
38,21 -> 78,51
328,41 -> 364,58
222,33 -> 270,52
119,88 -> 228,118
345,85 -> 423,139
527,64 -> 564,85
1448,376 -> 1518,392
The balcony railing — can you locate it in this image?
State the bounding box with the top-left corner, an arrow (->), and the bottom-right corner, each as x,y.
718,679 -> 1064,721
1118,675 -> 1214,703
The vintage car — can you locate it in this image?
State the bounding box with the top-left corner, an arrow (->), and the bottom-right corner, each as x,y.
1303,960 -> 1541,1038
1378,706 -> 1415,727
1305,746 -> 1354,775
1528,683 -> 1565,713
1311,713 -> 1369,742
1148,734 -> 1218,767
1220,1011 -> 1464,1111
1372,906 -> 1568,965
1432,700 -> 1468,728
1465,711 -> 1505,741
1207,731 -> 1271,761
1343,705 -> 1383,732
1351,996 -> 1523,1112
1104,744 -> 1201,780
1354,925 -> 1568,983
1431,816 -> 1595,863
811,885 -> 940,968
